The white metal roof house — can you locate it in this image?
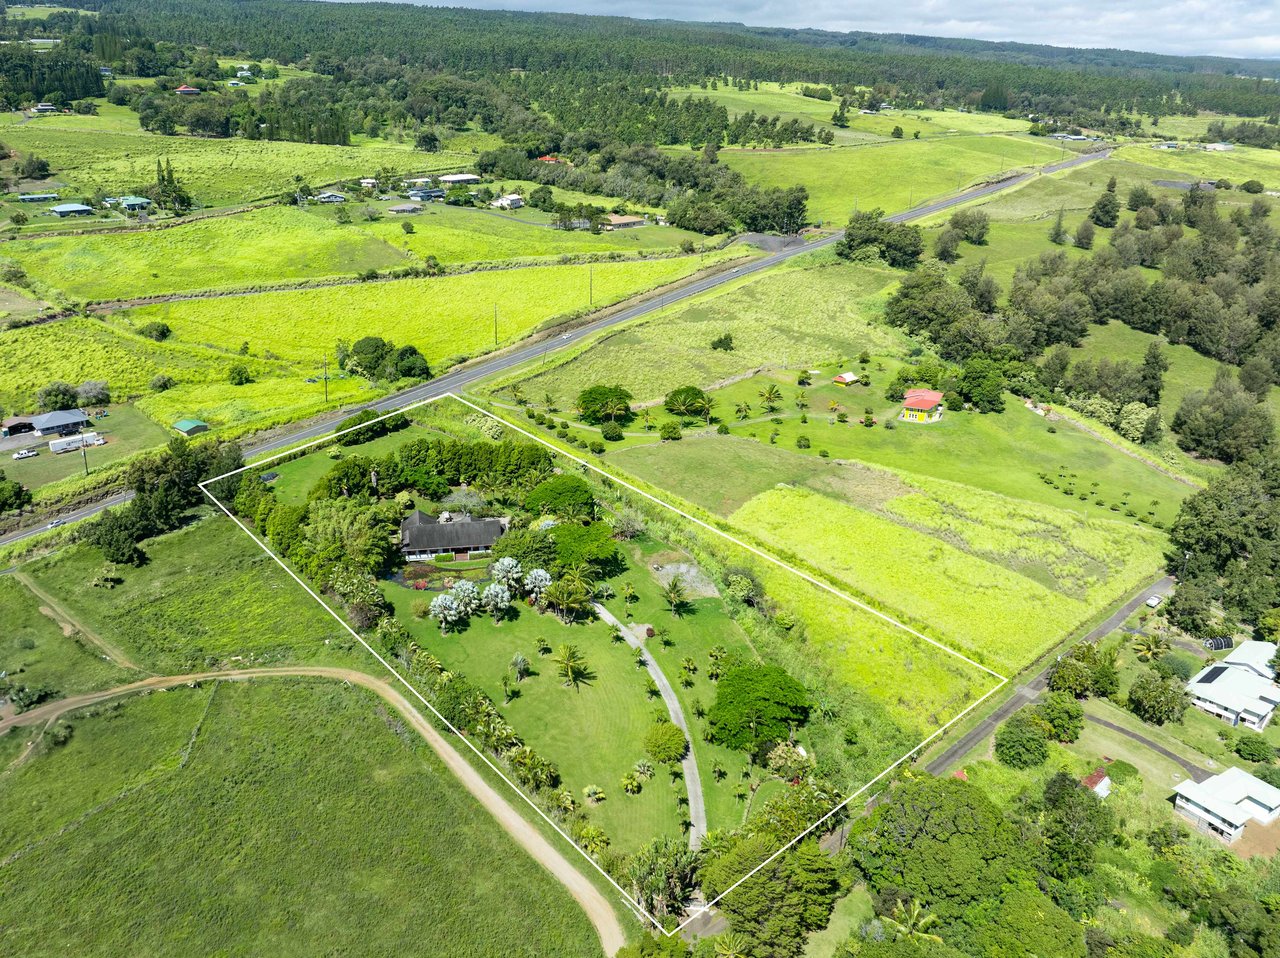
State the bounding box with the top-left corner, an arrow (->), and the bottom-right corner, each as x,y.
315,191 -> 347,204
1186,659 -> 1280,731
31,409 -> 91,436
438,173 -> 481,186
491,193 -> 524,210
1224,640 -> 1278,681
1174,767 -> 1280,843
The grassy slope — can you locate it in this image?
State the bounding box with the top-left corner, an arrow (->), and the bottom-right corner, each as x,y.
718,135 -> 1064,224
3,206 -> 410,300
20,513 -> 351,672
0,679 -> 604,958
1,120 -> 470,205
360,202 -> 707,264
1113,142 -> 1280,188
0,317 -> 373,432
500,252 -> 907,407
119,255 -> 732,365
0,575 -> 131,695
728,483 -> 1161,673
1069,320 -> 1280,426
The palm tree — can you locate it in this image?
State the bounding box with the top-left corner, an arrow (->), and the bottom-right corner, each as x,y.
883,900 -> 943,945
554,644 -> 594,690
544,577 -> 591,623
692,394 -> 716,424
642,409 -> 654,431
509,384 -> 526,406
621,772 -> 642,794
560,563 -> 596,597
827,399 -> 841,413
662,576 -> 688,617
758,383 -> 782,411
510,652 -> 531,681
735,401 -> 752,421
794,390 -> 808,410
543,392 -> 558,412
1133,634 -> 1171,662
714,933 -> 752,958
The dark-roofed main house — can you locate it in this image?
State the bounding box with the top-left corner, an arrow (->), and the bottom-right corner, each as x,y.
400,510 -> 508,561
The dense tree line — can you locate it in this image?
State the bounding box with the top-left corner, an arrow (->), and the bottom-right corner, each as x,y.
82,0 -> 1280,120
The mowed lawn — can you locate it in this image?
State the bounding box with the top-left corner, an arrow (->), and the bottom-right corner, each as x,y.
2,403 -> 170,489
361,202 -> 707,264
4,206 -> 410,299
718,134 -> 1065,224
20,513 -> 350,672
504,253 -> 908,407
0,679 -> 606,958
119,255 -> 728,365
384,577 -> 687,854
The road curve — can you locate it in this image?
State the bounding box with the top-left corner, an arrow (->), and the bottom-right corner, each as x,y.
1,666 -> 627,956
0,148 -> 1108,549
924,571 -> 1172,776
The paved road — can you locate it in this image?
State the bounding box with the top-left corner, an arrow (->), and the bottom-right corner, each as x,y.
1084,714 -> 1212,783
594,603 -> 707,850
0,147 -> 1108,549
924,573 -> 1172,776
1,665 -> 627,955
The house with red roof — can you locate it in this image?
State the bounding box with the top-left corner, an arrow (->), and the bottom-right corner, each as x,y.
901,388 -> 944,423
832,371 -> 859,386
175,84 -> 201,95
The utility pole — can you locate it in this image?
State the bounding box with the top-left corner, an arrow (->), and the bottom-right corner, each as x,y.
321,355 -> 329,403
80,435 -> 89,477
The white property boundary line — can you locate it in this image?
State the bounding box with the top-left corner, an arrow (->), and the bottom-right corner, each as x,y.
199,392 -> 1009,937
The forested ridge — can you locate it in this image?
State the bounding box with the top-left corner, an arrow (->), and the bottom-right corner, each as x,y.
45,0 -> 1280,121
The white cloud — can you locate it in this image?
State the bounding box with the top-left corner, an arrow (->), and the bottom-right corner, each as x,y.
406,0 -> 1280,58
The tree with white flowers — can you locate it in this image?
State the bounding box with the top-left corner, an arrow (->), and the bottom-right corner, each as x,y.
523,568 -> 552,602
481,582 -> 511,622
452,579 -> 481,617
490,556 -> 523,591
429,593 -> 463,634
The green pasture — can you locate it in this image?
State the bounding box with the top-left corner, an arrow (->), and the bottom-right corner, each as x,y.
4,205 -> 410,300
3,4 -> 85,18
19,512 -> 351,672
0,283 -> 48,324
120,255 -> 730,366
2,404 -> 170,488
500,253 -> 907,407
1114,142 -> 1280,189
385,571 -> 687,853
0,317 -> 368,434
610,363 -> 1194,525
1069,320 -> 1280,426
0,679 -> 605,957
265,424 -> 438,504
357,201 -> 709,264
0,574 -> 131,696
1,121 -> 471,205
718,134 -> 1065,224
728,483 -> 1161,673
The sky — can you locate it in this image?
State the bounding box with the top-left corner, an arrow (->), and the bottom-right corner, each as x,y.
393,0 -> 1280,59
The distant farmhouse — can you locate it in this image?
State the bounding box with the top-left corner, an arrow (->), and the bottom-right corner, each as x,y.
48,202 -> 93,218
603,213 -> 645,229
175,84 -> 201,95
1174,767 -> 1280,843
438,173 -> 482,187
3,409 -> 92,438
314,190 -> 346,204
400,511 -> 508,562
900,388 -> 945,423
832,371 -> 860,386
491,194 -> 524,210
1186,640 -> 1279,731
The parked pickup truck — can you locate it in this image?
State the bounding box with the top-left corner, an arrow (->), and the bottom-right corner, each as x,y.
11,449 -> 37,460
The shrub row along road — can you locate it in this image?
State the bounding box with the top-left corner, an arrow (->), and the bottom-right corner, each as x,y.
0,148 -> 1107,549
0,666 -> 628,956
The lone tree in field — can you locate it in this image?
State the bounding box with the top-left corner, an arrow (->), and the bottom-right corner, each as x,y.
554,644 -> 594,690
662,576 -> 688,617
758,383 -> 783,412
644,720 -> 689,764
664,385 -> 710,420
994,710 -> 1049,768
707,664 -> 810,754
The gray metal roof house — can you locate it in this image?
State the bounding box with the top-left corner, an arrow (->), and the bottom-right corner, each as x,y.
31,409 -> 91,436
400,510 -> 508,561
